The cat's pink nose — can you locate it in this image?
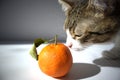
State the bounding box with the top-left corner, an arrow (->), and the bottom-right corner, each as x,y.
67,42 -> 72,48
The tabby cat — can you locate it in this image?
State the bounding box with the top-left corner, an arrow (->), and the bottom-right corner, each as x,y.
58,0 -> 120,59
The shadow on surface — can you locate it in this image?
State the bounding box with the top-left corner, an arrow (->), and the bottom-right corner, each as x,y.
93,58 -> 120,67
59,63 -> 100,80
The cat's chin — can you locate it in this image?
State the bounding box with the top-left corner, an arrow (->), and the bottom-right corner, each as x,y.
66,43 -> 87,51
71,48 -> 84,51
66,43 -> 84,51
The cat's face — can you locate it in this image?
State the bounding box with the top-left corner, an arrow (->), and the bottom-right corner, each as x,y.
59,0 -> 119,50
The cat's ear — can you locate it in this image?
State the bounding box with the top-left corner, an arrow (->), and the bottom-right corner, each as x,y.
58,0 -> 73,12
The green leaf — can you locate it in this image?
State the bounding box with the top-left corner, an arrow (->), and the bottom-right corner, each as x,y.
34,38 -> 47,47
29,38 -> 47,61
29,44 -> 38,60
29,35 -> 58,61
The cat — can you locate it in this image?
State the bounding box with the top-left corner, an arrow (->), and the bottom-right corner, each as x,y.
58,0 -> 120,59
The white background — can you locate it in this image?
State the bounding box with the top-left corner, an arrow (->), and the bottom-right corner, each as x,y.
0,42 -> 120,80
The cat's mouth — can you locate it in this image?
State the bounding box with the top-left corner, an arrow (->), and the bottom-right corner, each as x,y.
66,41 -> 93,51
71,47 -> 84,51
66,43 -> 85,51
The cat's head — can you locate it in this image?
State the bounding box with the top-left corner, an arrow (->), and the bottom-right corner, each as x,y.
59,0 -> 119,50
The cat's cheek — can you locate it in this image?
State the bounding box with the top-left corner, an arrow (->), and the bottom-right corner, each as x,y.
65,29 -> 73,47
65,29 -> 83,50
66,36 -> 83,50
71,42 -> 84,51
65,35 -> 73,47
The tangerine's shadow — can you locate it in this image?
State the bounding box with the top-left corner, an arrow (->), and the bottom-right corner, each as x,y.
93,58 -> 120,67
59,63 -> 100,80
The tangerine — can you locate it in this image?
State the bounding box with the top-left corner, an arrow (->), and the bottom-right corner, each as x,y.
38,43 -> 73,77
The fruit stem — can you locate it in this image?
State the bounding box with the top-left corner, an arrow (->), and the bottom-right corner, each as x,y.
55,35 -> 58,45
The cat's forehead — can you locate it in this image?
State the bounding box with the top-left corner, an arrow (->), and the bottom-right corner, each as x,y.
64,1 -> 89,29
69,0 -> 88,13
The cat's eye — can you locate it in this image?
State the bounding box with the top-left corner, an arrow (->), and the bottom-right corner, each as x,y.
73,34 -> 82,39
75,34 -> 82,37
89,32 -> 102,35
71,35 -> 81,39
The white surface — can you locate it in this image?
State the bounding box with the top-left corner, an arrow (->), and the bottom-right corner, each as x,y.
0,43 -> 120,80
